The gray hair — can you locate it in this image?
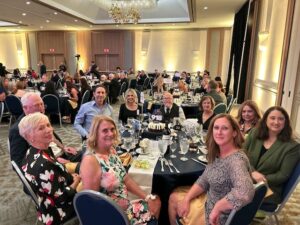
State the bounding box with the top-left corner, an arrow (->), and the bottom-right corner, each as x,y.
21,92 -> 40,106
18,112 -> 49,141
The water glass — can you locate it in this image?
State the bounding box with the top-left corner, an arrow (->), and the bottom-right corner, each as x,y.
170,141 -> 177,158
179,138 -> 189,161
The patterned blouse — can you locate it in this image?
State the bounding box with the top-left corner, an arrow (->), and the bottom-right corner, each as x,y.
22,147 -> 76,225
93,148 -> 152,225
196,151 -> 254,225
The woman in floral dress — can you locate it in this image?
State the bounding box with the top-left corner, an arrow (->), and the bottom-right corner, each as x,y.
80,115 -> 161,224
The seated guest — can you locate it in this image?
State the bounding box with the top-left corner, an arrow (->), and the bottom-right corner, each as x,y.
205,80 -> 227,106
236,100 -> 261,136
0,77 -> 10,95
80,77 -> 92,101
0,87 -> 6,102
169,114 -> 254,225
178,79 -> 188,93
19,112 -> 81,225
80,115 -> 161,223
74,85 -> 113,140
194,77 -> 210,95
12,80 -> 26,98
197,96 -> 216,131
118,89 -> 142,124
160,91 -> 185,123
50,70 -> 60,84
62,81 -> 81,123
244,106 -> 300,208
37,74 -> 48,93
137,70 -> 147,86
41,81 -> 59,98
108,73 -> 121,104
216,81 -> 227,104
119,71 -> 129,87
153,73 -> 164,93
9,93 -> 82,169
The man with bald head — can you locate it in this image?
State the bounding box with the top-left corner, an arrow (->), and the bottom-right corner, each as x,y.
160,91 -> 186,123
9,92 -> 82,168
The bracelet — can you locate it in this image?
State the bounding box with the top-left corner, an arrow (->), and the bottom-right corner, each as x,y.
145,194 -> 156,201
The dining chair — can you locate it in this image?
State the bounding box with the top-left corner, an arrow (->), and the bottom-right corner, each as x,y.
259,162 -> 300,225
4,95 -> 23,127
224,181 -> 268,225
74,190 -> 130,225
42,94 -> 62,127
227,97 -> 237,114
0,101 -> 10,123
213,103 -> 227,115
81,90 -> 91,105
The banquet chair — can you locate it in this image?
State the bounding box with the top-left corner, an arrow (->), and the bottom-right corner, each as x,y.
42,94 -> 62,127
224,182 -> 267,225
0,101 -> 10,123
213,103 -> 227,115
74,190 -> 130,225
4,95 -> 23,127
259,162 -> 300,225
81,90 -> 91,105
227,97 -> 237,114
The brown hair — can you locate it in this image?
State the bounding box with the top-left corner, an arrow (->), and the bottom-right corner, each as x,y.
256,106 -> 293,142
87,115 -> 120,152
199,95 -> 215,111
206,114 -> 244,163
236,100 -> 261,125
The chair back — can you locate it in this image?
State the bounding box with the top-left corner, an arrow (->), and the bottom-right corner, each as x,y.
213,103 -> 227,114
225,182 -> 268,225
74,190 -> 130,225
81,90 -> 91,105
11,160 -> 39,207
5,95 -> 23,117
42,94 -> 62,127
277,161 -> 300,212
143,77 -> 151,90
119,82 -> 128,96
226,94 -> 233,106
56,79 -> 64,89
227,97 -> 237,113
0,101 -> 10,123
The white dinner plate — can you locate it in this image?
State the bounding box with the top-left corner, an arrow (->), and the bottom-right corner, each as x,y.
198,155 -> 208,163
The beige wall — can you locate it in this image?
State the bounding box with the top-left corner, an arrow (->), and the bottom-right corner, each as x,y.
251,0 -> 289,112
0,32 -> 29,71
134,28 -> 231,79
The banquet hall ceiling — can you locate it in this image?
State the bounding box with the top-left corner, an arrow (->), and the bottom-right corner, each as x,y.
0,0 -> 247,32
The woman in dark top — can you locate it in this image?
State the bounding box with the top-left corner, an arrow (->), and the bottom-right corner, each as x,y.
118,88 -> 142,124
244,106 -> 299,207
80,77 -> 92,101
41,81 -> 59,98
197,95 -> 216,130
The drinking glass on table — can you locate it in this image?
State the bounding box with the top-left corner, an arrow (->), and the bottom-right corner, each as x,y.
157,137 -> 168,159
170,141 -> 177,158
179,138 -> 189,161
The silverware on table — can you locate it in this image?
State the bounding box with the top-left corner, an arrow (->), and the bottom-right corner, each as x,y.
164,159 -> 173,173
191,158 -> 206,166
168,160 -> 180,173
160,158 -> 164,172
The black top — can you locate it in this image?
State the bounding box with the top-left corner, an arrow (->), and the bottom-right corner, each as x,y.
118,103 -> 142,124
197,111 -> 216,130
160,103 -> 179,123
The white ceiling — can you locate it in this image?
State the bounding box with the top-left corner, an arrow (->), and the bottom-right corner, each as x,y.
0,0 -> 247,32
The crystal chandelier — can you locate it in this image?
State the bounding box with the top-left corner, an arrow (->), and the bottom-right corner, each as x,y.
90,0 -> 158,24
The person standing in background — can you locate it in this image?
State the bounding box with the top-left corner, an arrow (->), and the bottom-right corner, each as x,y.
39,61 -> 46,77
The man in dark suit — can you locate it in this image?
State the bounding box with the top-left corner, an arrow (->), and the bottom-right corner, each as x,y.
9,93 -> 82,169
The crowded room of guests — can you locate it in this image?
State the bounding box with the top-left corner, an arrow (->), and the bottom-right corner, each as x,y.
0,0 -> 299,225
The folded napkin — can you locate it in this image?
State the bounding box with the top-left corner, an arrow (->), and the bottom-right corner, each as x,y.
119,152 -> 132,166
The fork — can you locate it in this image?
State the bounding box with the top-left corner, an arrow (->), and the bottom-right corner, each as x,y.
160,158 -> 164,172
168,160 -> 180,173
164,159 -> 173,173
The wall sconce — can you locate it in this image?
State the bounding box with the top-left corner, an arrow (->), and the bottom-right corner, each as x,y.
258,31 -> 269,52
141,50 -> 147,56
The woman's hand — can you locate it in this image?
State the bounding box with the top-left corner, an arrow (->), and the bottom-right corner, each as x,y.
177,199 -> 190,218
209,206 -> 221,225
147,197 -> 161,218
64,146 -> 77,155
252,171 -> 267,183
56,157 -> 70,164
70,173 -> 81,189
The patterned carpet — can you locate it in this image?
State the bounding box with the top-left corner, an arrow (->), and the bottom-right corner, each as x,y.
0,104 -> 299,225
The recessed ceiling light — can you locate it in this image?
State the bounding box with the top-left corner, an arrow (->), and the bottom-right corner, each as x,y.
116,25 -> 119,27
19,21 -> 22,24
26,1 -> 31,5
22,13 -> 27,16
204,6 -> 208,10
46,20 -> 50,23
54,11 -> 58,15
89,25 -> 93,28
74,19 -> 78,22
40,26 -> 44,29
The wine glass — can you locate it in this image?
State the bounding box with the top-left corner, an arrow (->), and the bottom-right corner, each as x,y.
179,138 -> 189,161
123,136 -> 133,152
170,141 -> 177,158
157,138 -> 168,159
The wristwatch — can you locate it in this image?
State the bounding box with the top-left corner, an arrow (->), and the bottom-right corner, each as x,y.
145,194 -> 157,201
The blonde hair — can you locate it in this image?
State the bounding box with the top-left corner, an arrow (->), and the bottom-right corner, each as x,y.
18,112 -> 49,141
87,115 -> 120,152
206,114 -> 244,163
125,88 -> 138,104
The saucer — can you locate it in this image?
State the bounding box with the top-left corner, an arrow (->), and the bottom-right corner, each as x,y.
136,148 -> 149,155
198,155 -> 208,163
